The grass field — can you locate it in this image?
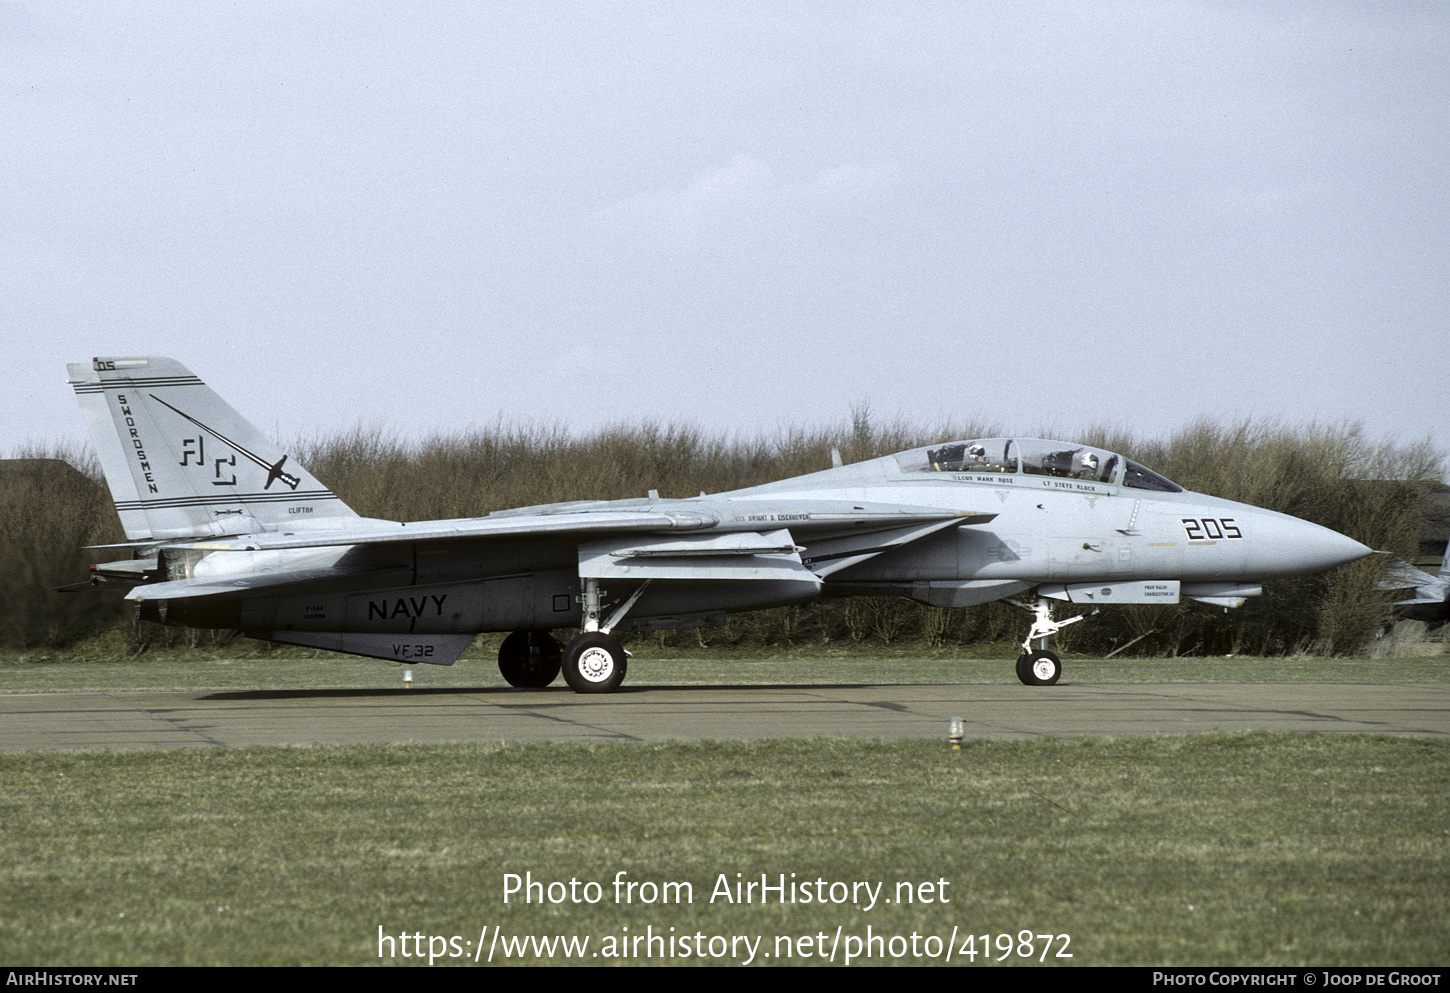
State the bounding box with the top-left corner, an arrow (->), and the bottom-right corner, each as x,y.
1,645 -> 1446,967
0,734 -> 1446,966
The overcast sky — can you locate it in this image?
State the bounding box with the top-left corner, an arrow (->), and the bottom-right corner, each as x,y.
4,2 -> 1446,469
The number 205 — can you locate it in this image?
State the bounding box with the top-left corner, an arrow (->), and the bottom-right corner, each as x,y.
1182,518 -> 1241,540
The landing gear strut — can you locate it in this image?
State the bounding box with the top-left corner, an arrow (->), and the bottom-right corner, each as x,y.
1008,596 -> 1090,687
560,577 -> 650,694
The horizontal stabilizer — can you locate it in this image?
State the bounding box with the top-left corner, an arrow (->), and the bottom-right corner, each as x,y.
1392,591 -> 1450,607
1378,558 -> 1448,601
1379,558 -> 1440,588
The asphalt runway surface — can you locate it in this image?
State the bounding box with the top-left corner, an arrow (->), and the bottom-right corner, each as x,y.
1,681 -> 1447,751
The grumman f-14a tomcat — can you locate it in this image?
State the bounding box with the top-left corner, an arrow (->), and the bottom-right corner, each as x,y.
68,357 -> 1371,692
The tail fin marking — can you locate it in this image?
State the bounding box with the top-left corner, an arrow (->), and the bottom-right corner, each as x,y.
67,357 -> 357,541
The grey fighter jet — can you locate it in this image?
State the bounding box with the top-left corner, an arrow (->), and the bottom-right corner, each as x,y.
68,357 -> 1371,691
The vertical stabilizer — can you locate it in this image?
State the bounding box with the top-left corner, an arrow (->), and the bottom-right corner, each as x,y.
67,357 -> 357,540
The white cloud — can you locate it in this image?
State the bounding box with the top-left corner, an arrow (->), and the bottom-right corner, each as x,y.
592,154 -> 902,245
675,155 -> 776,219
1202,183 -> 1327,216
802,159 -> 903,206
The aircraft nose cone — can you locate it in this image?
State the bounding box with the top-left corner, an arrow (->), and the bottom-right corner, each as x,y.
1301,524 -> 1372,572
1257,512 -> 1372,576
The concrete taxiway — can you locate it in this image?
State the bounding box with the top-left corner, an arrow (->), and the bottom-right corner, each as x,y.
1,682 -> 1447,751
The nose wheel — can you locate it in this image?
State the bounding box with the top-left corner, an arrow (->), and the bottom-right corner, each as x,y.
1009,596 -> 1088,686
1016,649 -> 1062,686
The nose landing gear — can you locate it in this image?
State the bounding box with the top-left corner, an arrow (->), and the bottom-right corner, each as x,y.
1009,596 -> 1091,686
1016,649 -> 1062,686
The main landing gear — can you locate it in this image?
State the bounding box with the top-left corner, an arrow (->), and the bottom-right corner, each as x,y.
496,627 -> 629,692
561,631 -> 628,694
497,578 -> 648,693
1008,596 -> 1091,687
559,576 -> 649,694
496,629 -> 562,688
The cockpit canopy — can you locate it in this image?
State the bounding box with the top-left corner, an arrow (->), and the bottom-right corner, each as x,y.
893,438 -> 1182,492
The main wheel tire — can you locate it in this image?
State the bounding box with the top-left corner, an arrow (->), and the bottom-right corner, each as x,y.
1019,649 -> 1062,686
497,630 -> 562,688
562,632 -> 628,693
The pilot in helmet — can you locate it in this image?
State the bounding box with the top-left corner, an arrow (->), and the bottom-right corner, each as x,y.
968,444 -> 987,465
1078,452 -> 1100,478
